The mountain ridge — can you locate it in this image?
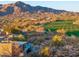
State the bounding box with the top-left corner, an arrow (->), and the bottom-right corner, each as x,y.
0,1 -> 67,16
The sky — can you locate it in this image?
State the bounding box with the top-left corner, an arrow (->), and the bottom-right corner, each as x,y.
0,1 -> 79,12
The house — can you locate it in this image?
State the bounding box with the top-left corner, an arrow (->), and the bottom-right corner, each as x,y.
0,42 -> 23,57
0,43 -> 12,56
35,27 -> 44,32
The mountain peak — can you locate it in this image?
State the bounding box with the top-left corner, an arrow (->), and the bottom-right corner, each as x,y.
15,1 -> 66,13
15,1 -> 26,5
0,1 -> 66,16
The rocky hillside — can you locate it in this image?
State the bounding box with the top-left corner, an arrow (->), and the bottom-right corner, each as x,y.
0,1 -> 67,16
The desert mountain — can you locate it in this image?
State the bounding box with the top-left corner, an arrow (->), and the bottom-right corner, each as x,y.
0,1 -> 66,16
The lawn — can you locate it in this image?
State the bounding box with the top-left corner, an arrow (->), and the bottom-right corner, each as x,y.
43,20 -> 79,37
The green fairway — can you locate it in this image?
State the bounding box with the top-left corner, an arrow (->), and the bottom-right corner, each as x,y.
43,20 -> 79,32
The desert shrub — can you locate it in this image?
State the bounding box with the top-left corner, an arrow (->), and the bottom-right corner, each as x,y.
40,46 -> 51,56
66,31 -> 79,37
11,29 -> 22,34
51,35 -> 65,46
13,36 -> 27,41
